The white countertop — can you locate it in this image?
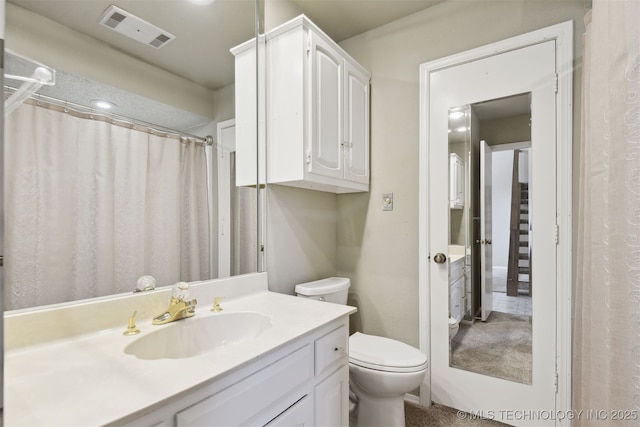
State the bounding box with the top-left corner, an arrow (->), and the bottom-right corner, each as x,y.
448,245 -> 467,265
449,253 -> 465,264
5,284 -> 355,426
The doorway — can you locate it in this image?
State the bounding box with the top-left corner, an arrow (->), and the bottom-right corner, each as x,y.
418,22 -> 573,426
450,132 -> 534,385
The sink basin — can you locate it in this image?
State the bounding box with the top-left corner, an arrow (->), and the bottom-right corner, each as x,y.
124,312 -> 271,360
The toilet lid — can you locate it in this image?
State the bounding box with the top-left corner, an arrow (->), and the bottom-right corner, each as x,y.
349,332 -> 428,373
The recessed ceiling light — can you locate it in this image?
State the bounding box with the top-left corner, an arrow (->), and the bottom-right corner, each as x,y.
91,99 -> 117,110
449,111 -> 465,119
187,0 -> 215,5
455,126 -> 468,132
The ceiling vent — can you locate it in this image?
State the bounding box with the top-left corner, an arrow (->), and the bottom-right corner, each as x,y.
99,5 -> 175,49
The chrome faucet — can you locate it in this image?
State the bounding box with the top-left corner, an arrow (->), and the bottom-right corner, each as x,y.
152,282 -> 197,325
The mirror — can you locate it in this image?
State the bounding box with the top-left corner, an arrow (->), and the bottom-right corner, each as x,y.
448,93 -> 533,384
3,0 -> 262,310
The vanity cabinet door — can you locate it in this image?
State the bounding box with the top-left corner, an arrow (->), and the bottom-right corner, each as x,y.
314,364 -> 349,427
175,345 -> 312,427
313,324 -> 349,427
265,395 -> 313,427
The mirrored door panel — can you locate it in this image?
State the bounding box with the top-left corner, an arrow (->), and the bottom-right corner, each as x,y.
447,94 -> 533,385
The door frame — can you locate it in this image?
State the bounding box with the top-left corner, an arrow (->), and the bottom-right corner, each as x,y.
418,20 -> 573,419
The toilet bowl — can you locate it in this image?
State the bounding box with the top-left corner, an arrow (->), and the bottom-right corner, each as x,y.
295,277 -> 429,427
449,317 -> 460,339
349,332 -> 428,427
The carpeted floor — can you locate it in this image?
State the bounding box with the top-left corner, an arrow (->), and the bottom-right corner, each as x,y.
405,401 -> 511,427
450,311 -> 532,384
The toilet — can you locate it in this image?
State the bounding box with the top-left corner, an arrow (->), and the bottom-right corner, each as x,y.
295,277 -> 428,427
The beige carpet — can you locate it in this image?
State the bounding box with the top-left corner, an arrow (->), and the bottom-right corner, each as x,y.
405,402 -> 510,427
450,311 -> 532,384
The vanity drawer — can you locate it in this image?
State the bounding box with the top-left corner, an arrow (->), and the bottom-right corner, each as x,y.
315,325 -> 348,378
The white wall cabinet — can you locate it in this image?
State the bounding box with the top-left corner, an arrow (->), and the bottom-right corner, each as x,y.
122,317 -> 349,427
230,37 -> 266,187
449,153 -> 464,209
233,15 -> 371,194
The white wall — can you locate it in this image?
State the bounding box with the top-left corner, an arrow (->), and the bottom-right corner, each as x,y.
492,151 -> 514,269
265,185 -> 337,295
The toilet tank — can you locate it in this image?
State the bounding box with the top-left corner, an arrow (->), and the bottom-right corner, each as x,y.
294,277 -> 350,304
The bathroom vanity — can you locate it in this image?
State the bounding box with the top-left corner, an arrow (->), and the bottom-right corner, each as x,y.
4,273 -> 356,426
449,245 -> 467,323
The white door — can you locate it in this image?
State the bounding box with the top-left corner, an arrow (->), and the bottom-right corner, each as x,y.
480,141 -> 493,321
343,60 -> 369,184
309,34 -> 343,180
427,41 -> 557,425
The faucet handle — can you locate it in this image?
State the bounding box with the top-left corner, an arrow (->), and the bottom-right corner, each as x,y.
211,297 -> 224,312
172,282 -> 190,300
123,311 -> 141,336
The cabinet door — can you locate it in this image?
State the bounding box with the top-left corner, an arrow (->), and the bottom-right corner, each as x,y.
309,33 -> 343,180
175,345 -> 312,427
266,395 -> 313,427
343,61 -> 369,185
314,364 -> 349,427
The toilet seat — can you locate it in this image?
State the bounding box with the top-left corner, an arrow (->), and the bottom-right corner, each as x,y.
349,332 -> 428,373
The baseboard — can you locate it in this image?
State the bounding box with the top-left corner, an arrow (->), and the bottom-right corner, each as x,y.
404,393 -> 422,406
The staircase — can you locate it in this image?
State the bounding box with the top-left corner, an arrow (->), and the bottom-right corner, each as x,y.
517,183 -> 531,295
507,151 -> 532,297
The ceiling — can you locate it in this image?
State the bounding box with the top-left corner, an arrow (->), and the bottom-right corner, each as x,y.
8,0 -> 444,91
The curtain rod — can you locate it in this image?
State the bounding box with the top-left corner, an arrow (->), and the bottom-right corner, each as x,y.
3,86 -> 214,146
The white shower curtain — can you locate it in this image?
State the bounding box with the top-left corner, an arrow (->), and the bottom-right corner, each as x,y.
574,0 -> 640,423
4,100 -> 210,310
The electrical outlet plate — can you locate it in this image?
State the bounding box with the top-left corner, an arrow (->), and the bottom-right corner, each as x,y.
383,193 -> 393,211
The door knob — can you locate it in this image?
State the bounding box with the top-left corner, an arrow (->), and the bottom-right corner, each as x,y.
433,253 -> 447,264
475,239 -> 485,244
486,239 -> 492,244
